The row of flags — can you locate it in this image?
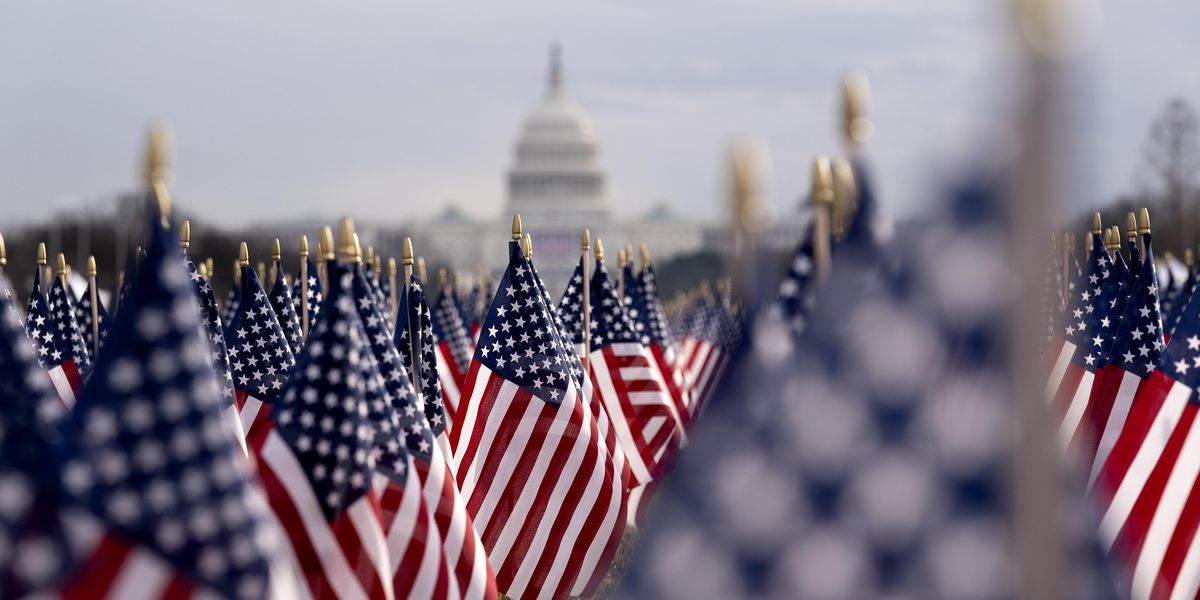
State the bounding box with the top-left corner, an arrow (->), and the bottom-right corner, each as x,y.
0,163 -> 742,597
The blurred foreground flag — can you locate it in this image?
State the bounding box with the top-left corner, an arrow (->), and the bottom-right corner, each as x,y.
52,208 -> 295,599
450,240 -> 625,599
618,170 -> 1116,598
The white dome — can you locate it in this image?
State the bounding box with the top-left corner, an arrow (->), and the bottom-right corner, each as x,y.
507,46 -> 608,223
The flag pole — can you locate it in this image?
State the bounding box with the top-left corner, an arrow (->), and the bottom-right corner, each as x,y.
616,247 -> 626,299
1125,212 -> 1137,263
388,257 -> 399,329
402,237 -> 419,382
36,242 -> 47,293
299,235 -> 310,339
319,225 -> 335,292
417,256 -> 428,288
270,238 -> 281,287
87,256 -> 99,355
1138,207 -> 1150,260
581,228 -> 591,373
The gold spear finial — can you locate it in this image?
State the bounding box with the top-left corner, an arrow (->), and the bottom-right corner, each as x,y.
151,181 -> 172,227
1139,207 -> 1151,234
730,140 -> 765,234
624,243 -> 634,265
1188,249 -> 1195,268
1102,228 -> 1113,251
522,233 -> 534,260
1110,226 -> 1121,251
639,242 -> 650,267
388,257 -> 397,277
37,242 -> 46,266
439,268 -> 449,292
594,238 -> 605,263
87,255 -> 96,276
842,72 -> 873,148
1127,212 -> 1137,241
417,257 -> 427,283
811,156 -> 835,205
180,220 -> 191,252
256,261 -> 266,278
272,238 -> 281,262
617,247 -> 627,269
300,234 -> 309,258
56,253 -> 67,277
320,226 -> 336,262
143,123 -> 172,188
512,214 -> 523,241
239,242 -> 249,267
205,258 -> 214,277
366,246 -> 375,270
402,238 -> 414,266
831,158 -> 857,236
337,218 -> 357,263
582,229 -> 591,251
198,261 -> 208,279
1091,212 -> 1102,236
0,233 -> 7,267
1086,232 -> 1093,252
352,233 -> 363,265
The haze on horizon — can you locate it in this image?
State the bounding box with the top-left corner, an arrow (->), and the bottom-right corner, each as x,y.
1,1 -> 1198,230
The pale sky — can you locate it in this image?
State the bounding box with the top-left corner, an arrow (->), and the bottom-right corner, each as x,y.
1,1 -> 1198,229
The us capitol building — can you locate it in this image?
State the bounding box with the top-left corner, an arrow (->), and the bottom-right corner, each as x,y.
370,46 -> 808,288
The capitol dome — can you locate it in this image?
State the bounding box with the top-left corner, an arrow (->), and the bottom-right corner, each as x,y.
507,45 -> 609,223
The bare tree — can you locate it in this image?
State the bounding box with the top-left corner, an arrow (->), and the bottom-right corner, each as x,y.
1139,98 -> 1200,250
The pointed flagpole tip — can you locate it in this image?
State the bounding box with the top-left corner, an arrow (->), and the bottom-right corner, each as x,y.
1187,249 -> 1195,267
388,257 -> 397,276
581,229 -> 591,251
1139,207 -> 1151,234
205,258 -> 214,276
402,237 -> 414,266
594,238 -> 605,263
1092,212 -> 1102,235
87,255 -> 97,276
239,242 -> 249,266
143,123 -> 173,188
352,233 -> 363,265
37,242 -> 46,265
841,72 -> 873,147
1103,227 -> 1113,250
180,220 -> 191,251
256,261 -> 266,277
335,218 -> 357,263
810,156 -> 834,205
417,257 -> 427,283
365,245 -> 375,268
373,255 -> 382,274
617,247 -> 627,268
319,226 -> 335,262
1127,212 -> 1138,239
639,242 -> 651,266
56,253 -> 67,276
0,233 -> 6,267
272,238 -> 281,261
522,233 -> 533,260
1111,226 -> 1122,250
438,267 -> 448,291
730,140 -> 766,231
512,214 -> 523,240
299,234 -> 309,257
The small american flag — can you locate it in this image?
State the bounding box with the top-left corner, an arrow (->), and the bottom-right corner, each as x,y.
0,272 -> 74,598
221,282 -> 241,336
450,241 -> 626,599
395,274 -> 451,440
268,260 -> 304,356
431,289 -> 472,427
291,256 -> 323,325
225,265 -> 296,443
186,256 -> 248,453
72,278 -> 110,358
53,215 -> 294,599
772,224 -> 817,336
557,258 -> 592,358
25,269 -> 90,407
248,263 -> 393,600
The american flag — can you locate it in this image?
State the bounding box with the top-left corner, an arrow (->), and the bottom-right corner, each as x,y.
0,273 -> 74,598
588,258 -> 685,486
186,256 -> 248,452
619,175 -> 1116,599
456,283 -> 484,340
629,261 -> 692,432
1041,244 -> 1065,341
431,288 -> 472,427
73,278 -> 110,358
52,215 -> 294,599
620,262 -> 648,346
395,274 -> 452,441
25,269 -> 90,407
225,265 -> 296,442
350,264 -> 498,600
676,294 -> 738,418
292,256 -> 324,326
1088,233 -> 1164,486
557,258 -> 592,358
772,224 -> 817,337
247,263 -> 393,600
1088,275 -> 1200,597
269,261 -> 304,356
450,240 -> 626,599
221,280 -> 241,336
1045,229 -> 1120,450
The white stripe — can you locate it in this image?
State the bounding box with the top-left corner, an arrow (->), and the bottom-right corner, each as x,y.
385,469 -> 422,573
224,403 -> 249,457
452,365 -> 492,464
1044,340 -> 1076,402
426,450 -> 465,567
1170,525 -> 1200,600
627,485 -> 646,528
619,367 -> 657,380
590,351 -> 654,484
436,348 -> 461,419
568,431 -> 625,597
1090,372 -> 1142,489
347,499 -> 395,600
408,489 -> 450,600
496,402 -> 584,595
47,365 -> 76,408
262,433 -> 371,600
240,395 -> 263,438
472,396 -> 551,536
1099,381 -> 1192,550
459,379 -> 519,503
108,548 -> 174,599
1131,414 -> 1200,600
1058,370 -> 1095,448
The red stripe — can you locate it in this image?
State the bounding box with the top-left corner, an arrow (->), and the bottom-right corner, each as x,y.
1086,363 -> 1127,461
1153,467 -> 1200,597
596,347 -> 667,479
612,354 -> 651,368
1112,403 -> 1198,563
157,575 -> 194,599
1092,372 -> 1173,504
651,344 -> 691,429
460,379 -> 525,513
235,389 -> 248,412
389,479 -> 431,597
478,397 -> 551,562
434,460 -> 498,599
61,359 -> 84,394
1068,367 -> 1106,452
59,532 -> 132,600
330,496 -> 389,600
379,479 -> 407,532
1051,363 -> 1086,420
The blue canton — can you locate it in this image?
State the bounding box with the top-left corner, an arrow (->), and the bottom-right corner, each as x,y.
225,266 -> 295,401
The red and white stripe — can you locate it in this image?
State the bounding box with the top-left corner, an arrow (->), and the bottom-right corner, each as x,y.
251,425 -> 395,600
47,359 -> 83,409
589,343 -> 685,486
648,343 -> 692,430
435,341 -> 465,433
377,466 -> 455,600
1090,370 -> 1200,598
688,342 -> 728,418
236,390 -> 274,443
450,362 -> 626,600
